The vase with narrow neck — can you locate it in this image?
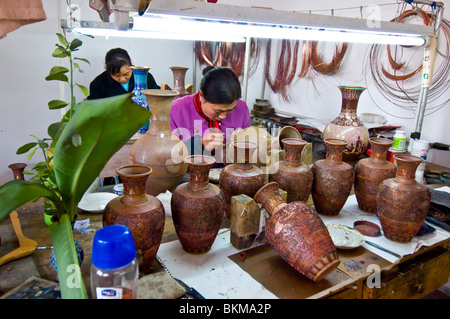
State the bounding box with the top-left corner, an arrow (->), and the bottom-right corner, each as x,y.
103,164 -> 165,274
8,163 -> 27,180
170,66 -> 189,98
171,155 -> 224,253
312,138 -> 354,216
129,89 -> 189,196
269,138 -> 313,203
323,86 -> 369,164
376,154 -> 430,243
355,137 -> 397,213
254,182 -> 339,282
219,141 -> 265,219
131,67 -> 150,134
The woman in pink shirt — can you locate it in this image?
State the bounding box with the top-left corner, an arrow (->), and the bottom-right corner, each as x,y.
170,67 -> 251,165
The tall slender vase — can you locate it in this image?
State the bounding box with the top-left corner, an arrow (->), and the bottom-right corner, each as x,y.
170,66 -> 189,98
269,138 -> 313,203
312,138 -> 354,216
254,182 -> 340,282
354,137 -> 397,213
376,154 -> 431,243
129,89 -> 189,196
219,141 -> 265,219
131,67 -> 150,133
104,164 -> 165,274
171,155 -> 225,253
323,86 -> 369,164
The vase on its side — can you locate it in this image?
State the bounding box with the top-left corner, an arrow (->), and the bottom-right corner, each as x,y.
171,155 -> 224,253
322,86 -> 369,164
354,137 -> 396,213
269,138 -> 313,203
170,66 -> 189,98
312,138 -> 354,216
103,164 -> 165,274
129,89 -> 189,196
219,141 -> 265,219
376,154 -> 430,243
131,67 -> 150,134
254,182 -> 339,282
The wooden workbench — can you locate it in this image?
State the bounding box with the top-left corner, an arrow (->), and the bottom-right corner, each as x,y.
1,162 -> 449,299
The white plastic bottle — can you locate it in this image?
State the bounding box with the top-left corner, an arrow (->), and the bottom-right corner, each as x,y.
91,225 -> 139,299
392,130 -> 406,151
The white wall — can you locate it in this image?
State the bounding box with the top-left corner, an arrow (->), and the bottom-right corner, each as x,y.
0,0 -> 448,185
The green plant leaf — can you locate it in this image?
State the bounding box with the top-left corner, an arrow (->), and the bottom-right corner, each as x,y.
74,57 -> 90,65
52,93 -> 150,219
48,214 -> 87,299
70,39 -> 82,51
48,122 -> 67,140
52,46 -> 69,58
46,66 -> 69,82
48,99 -> 69,110
0,180 -> 56,222
76,83 -> 89,96
56,33 -> 69,47
16,142 -> 38,154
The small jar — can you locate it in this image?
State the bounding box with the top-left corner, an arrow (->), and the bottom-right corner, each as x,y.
91,225 -> 139,299
392,130 -> 406,151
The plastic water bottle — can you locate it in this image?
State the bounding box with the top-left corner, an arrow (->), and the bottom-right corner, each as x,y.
91,225 -> 139,299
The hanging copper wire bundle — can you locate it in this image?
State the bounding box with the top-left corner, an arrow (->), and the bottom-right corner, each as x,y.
367,8 -> 450,117
309,41 -> 348,75
264,39 -> 299,102
194,39 -> 261,78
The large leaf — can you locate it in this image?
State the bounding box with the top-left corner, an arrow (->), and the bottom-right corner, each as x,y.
49,214 -> 87,299
0,180 -> 56,222
52,93 -> 150,219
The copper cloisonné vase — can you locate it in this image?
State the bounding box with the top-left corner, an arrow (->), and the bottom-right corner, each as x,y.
322,86 -> 369,164
254,182 -> 340,282
354,137 -> 397,213
129,89 -> 188,196
312,138 -> 354,216
103,164 -> 165,274
269,138 -> 313,203
170,66 -> 189,98
376,154 -> 431,243
131,66 -> 150,133
8,163 -> 27,180
219,141 -> 265,219
171,155 -> 225,253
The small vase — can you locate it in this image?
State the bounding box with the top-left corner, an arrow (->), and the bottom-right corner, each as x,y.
219,141 -> 265,219
354,137 -> 397,213
376,154 -> 431,243
312,138 -> 354,216
8,163 -> 27,180
170,66 -> 189,98
129,89 -> 189,196
171,155 -> 225,253
103,164 -> 165,274
131,67 -> 150,134
323,86 -> 369,164
269,138 -> 313,203
254,182 -> 340,282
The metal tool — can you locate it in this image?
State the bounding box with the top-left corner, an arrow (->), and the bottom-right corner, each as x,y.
365,240 -> 402,259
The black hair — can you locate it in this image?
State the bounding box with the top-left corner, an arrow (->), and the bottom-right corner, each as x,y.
200,67 -> 241,104
105,48 -> 132,75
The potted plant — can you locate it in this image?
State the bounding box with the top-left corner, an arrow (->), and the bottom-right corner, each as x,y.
0,34 -> 150,298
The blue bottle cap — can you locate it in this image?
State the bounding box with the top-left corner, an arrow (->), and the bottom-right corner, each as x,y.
92,225 -> 136,270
